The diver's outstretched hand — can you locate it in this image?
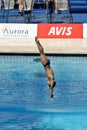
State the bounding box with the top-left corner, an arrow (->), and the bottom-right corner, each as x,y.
50,87 -> 54,98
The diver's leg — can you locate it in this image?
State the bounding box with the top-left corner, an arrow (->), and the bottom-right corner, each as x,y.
35,37 -> 44,53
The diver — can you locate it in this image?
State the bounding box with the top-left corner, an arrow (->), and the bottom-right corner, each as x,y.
35,37 -> 56,98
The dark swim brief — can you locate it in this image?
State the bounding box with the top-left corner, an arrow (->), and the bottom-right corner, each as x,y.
43,59 -> 50,67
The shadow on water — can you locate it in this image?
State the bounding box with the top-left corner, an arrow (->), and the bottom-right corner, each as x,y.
34,72 -> 46,77
33,58 -> 40,62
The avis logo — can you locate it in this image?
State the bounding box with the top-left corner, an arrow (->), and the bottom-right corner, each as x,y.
48,27 -> 72,36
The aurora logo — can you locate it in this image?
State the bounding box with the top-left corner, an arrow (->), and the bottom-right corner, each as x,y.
2,25 -> 28,36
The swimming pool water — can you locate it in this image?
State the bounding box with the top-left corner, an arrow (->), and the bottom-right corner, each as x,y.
0,55 -> 87,130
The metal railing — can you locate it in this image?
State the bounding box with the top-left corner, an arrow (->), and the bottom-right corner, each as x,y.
0,0 -> 73,23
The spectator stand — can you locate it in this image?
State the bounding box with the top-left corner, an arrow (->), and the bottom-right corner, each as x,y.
54,0 -> 73,23
1,0 -> 87,23
0,0 -> 4,19
21,0 -> 34,23
30,0 -> 48,23
0,0 -> 34,23
69,0 -> 87,23
30,0 -> 73,23
0,0 -> 24,23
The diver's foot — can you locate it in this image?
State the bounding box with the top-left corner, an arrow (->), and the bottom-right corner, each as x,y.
35,37 -> 38,43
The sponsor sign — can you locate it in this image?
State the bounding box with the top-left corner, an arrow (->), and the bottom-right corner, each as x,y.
38,24 -> 83,38
83,23 -> 87,38
0,24 -> 37,38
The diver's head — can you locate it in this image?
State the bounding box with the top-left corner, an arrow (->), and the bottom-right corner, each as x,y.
47,79 -> 56,98
47,79 -> 56,88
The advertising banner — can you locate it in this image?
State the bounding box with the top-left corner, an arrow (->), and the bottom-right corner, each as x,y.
83,23 -> 87,38
38,24 -> 83,38
0,24 -> 37,38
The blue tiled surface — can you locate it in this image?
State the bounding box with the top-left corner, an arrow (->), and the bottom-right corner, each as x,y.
69,0 -> 87,23
72,13 -> 87,23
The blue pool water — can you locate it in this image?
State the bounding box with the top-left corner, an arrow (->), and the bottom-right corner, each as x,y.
0,56 -> 87,130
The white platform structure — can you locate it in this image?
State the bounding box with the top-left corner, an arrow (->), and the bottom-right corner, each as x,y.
0,38 -> 87,54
